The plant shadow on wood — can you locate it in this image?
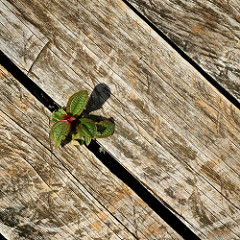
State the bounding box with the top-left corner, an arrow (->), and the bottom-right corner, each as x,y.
1,51 -> 201,240
85,83 -> 111,114
61,83 -> 114,147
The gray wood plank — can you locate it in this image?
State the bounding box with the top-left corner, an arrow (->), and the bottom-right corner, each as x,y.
0,1 -> 45,73
125,0 -> 240,102
0,66 -> 181,239
1,0 -> 240,238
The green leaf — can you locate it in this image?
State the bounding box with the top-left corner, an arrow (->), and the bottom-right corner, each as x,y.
95,120 -> 115,138
75,125 -> 84,138
79,118 -> 97,137
52,109 -> 67,123
71,132 -> 83,140
50,120 -> 71,148
70,139 -> 81,146
84,136 -> 92,146
66,90 -> 88,117
76,124 -> 92,137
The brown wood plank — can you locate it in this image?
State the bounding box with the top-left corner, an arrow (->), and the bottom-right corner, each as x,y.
0,66 -> 182,239
1,0 -> 240,238
124,0 -> 240,102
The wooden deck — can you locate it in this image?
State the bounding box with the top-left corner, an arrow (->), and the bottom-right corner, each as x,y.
0,0 -> 240,239
127,0 -> 240,102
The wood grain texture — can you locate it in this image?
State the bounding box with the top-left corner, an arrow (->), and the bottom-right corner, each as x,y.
1,0 -> 240,238
0,66 -> 181,239
125,0 -> 240,102
0,1 -> 45,73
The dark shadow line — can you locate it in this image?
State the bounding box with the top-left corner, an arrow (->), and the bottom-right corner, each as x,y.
87,141 -> 201,240
0,233 -> 7,240
121,0 -> 240,110
0,50 -> 200,240
0,51 -> 59,112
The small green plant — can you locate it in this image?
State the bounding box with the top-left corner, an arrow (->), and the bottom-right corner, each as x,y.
99,146 -> 106,154
50,90 -> 115,148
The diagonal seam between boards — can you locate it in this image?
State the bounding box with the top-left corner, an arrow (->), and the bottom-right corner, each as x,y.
121,0 -> 240,110
0,50 -> 200,240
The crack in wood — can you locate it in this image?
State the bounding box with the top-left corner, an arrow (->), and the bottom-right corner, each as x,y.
0,50 -> 198,240
121,0 -> 240,110
27,40 -> 50,75
1,0 -> 240,238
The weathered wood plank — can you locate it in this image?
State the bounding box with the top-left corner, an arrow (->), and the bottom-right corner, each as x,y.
1,0 -> 240,238
0,68 -> 132,240
0,66 -> 182,239
0,1 -> 45,73
124,0 -> 240,102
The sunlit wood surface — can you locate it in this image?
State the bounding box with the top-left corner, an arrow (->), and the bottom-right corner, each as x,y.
127,0 -> 240,102
0,0 -> 240,239
0,65 -> 181,239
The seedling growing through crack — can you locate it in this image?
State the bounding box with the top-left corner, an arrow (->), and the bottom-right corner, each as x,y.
99,146 -> 106,154
50,90 -> 115,148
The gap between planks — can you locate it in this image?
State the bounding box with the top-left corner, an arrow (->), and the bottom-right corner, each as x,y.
122,0 -> 240,106
1,0 -> 240,238
0,65 -> 183,239
0,50 -> 198,239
